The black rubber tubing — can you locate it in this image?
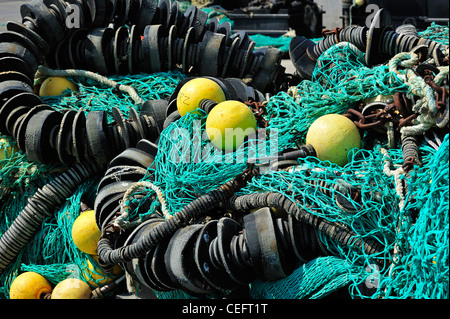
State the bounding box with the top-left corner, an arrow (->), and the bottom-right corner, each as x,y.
225,192 -> 385,259
0,162 -> 100,274
97,167 -> 259,268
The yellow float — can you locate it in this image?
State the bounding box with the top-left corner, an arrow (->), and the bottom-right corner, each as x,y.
9,272 -> 52,299
205,100 -> 257,151
306,114 -> 361,166
51,278 -> 91,299
71,210 -> 102,255
177,78 -> 227,116
39,76 -> 78,97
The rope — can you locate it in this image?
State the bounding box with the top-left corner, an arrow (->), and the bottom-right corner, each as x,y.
388,52 -> 449,136
37,66 -> 146,106
380,148 -> 406,210
114,180 -> 171,230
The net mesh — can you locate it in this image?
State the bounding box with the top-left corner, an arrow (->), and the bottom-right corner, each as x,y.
0,71 -> 185,298
1,23 -> 448,300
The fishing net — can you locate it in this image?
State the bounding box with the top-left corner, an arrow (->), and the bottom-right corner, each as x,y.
268,41 -> 410,149
250,256 -> 360,299
0,22 -> 448,300
37,70 -> 186,121
0,71 -> 185,298
145,23 -> 449,300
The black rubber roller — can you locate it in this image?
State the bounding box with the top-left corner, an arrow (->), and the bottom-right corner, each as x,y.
20,0 -> 66,46
6,21 -> 50,56
141,99 -> 168,133
24,109 -> 62,163
289,36 -> 317,80
164,224 -> 212,295
97,165 -> 148,192
0,56 -> 36,82
0,80 -> 34,111
94,180 -> 135,229
86,110 -> 112,166
72,108 -> 88,163
108,147 -> 156,169
56,110 -> 77,164
0,92 -> 42,135
5,106 -> 30,137
0,30 -> 42,66
243,207 -> 291,282
15,105 -> 52,151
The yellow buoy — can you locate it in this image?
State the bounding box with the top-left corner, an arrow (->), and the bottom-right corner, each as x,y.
9,272 -> 52,299
205,100 -> 257,151
354,0 -> 365,7
82,255 -> 124,287
51,278 -> 91,299
71,210 -> 102,255
177,78 -> 227,116
39,76 -> 77,97
306,114 -> 361,166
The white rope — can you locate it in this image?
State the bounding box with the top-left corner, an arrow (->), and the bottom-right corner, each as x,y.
380,148 -> 406,210
380,147 -> 408,293
36,66 -> 145,105
388,52 -> 449,137
113,181 -> 171,231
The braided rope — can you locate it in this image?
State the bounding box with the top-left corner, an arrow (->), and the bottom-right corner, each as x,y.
114,181 -> 171,231
389,52 -> 449,136
36,67 -> 146,106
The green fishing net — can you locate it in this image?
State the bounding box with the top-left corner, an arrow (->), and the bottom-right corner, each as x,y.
145,24 -> 449,300
0,71 -> 185,298
39,70 -> 186,121
1,22 -> 448,300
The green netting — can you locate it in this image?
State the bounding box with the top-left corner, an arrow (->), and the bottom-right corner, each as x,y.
251,34 -> 322,53
146,110 -> 254,213
375,134 -> 449,299
241,136 -> 448,299
0,23 -> 448,300
141,24 -> 449,299
418,22 -> 449,45
0,71 -> 184,299
39,70 -> 186,122
267,42 -> 409,149
250,256 -> 360,299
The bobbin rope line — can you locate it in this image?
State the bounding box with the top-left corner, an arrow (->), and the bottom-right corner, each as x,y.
37,67 -> 146,106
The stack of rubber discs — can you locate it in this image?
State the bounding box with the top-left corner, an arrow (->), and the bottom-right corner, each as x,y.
0,0 -> 285,168
290,9 -> 447,80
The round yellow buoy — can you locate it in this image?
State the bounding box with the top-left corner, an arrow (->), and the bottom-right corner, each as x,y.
39,77 -> 77,97
205,100 -> 257,151
306,114 -> 361,166
51,278 -> 91,299
9,272 -> 52,299
354,0 -> 365,7
82,255 -> 124,287
71,210 -> 102,255
177,78 -> 227,116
